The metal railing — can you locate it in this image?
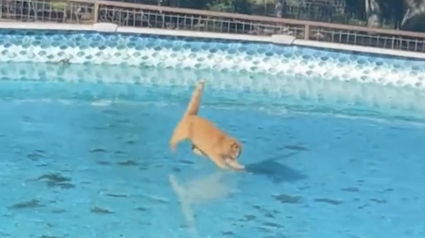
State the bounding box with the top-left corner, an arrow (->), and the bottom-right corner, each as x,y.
1,0 -> 425,53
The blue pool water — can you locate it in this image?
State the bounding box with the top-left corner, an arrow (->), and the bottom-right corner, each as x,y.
0,30 -> 425,238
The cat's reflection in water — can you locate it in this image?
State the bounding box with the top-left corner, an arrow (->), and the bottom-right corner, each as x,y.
169,172 -> 235,235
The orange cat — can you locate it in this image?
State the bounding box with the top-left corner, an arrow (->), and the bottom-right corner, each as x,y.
170,79 -> 244,170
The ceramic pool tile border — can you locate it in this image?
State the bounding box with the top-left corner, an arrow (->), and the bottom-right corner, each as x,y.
0,22 -> 424,60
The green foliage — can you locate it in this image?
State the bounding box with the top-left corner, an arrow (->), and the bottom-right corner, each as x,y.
206,0 -> 236,12
51,2 -> 67,11
205,0 -> 267,13
282,0 -> 305,7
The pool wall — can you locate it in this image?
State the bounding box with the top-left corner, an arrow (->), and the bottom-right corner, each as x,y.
1,21 -> 425,122
0,22 -> 424,90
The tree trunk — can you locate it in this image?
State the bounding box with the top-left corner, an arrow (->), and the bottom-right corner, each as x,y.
365,0 -> 382,28
275,0 -> 283,17
401,0 -> 425,32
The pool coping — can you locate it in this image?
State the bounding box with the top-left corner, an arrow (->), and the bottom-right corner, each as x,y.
0,22 -> 425,60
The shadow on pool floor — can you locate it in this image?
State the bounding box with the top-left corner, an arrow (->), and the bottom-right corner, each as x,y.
245,152 -> 307,183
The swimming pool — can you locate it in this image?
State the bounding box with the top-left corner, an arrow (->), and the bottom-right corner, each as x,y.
0,29 -> 424,238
